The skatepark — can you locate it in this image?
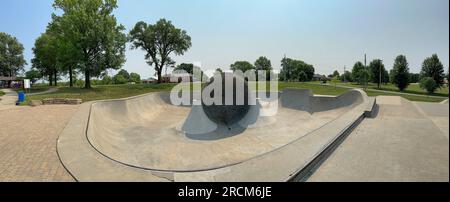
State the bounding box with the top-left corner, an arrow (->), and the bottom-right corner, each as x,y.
57,85 -> 377,181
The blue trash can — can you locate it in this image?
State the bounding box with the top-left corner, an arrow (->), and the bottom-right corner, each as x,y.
18,91 -> 26,103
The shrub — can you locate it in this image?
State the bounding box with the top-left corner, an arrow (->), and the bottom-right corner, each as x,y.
419,77 -> 438,94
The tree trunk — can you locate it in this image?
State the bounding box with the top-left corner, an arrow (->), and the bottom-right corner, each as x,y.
69,67 -> 73,87
157,70 -> 162,84
85,69 -> 91,89
54,71 -> 58,87
49,74 -> 53,86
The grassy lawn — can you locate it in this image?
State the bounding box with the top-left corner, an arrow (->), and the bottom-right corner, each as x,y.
26,83 -> 177,103
312,81 -> 449,97
21,82 -> 447,104
0,91 -> 5,97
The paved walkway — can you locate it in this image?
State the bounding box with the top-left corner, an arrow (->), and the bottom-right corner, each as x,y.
0,105 -> 79,182
27,88 -> 59,96
308,96 -> 449,182
315,83 -> 447,99
0,89 -> 18,111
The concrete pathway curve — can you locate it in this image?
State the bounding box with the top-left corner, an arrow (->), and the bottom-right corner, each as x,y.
0,89 -> 18,111
313,83 -> 447,99
27,87 -> 59,96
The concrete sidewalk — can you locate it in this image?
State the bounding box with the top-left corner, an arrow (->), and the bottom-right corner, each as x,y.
0,89 -> 18,111
308,96 -> 449,182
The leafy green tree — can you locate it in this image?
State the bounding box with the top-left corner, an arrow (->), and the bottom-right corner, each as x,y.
25,69 -> 42,84
358,69 -> 370,86
0,32 -> 26,87
420,77 -> 438,94
174,63 -> 194,74
332,70 -> 340,78
47,18 -> 80,87
352,61 -> 365,85
298,71 -> 308,82
340,71 -> 352,82
101,75 -> 112,85
254,56 -> 272,71
52,0 -> 127,89
391,55 -> 410,91
420,54 -> 445,88
409,73 -> 421,83
254,56 -> 273,81
369,59 -> 386,89
230,61 -> 254,72
117,69 -> 130,81
383,69 -> 390,84
113,74 -> 127,85
129,19 -> 192,83
280,57 -> 315,81
129,72 -> 141,83
32,33 -> 59,86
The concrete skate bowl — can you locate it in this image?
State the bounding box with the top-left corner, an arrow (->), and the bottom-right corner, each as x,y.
82,88 -> 371,174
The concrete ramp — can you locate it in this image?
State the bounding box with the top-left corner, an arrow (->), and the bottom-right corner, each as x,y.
58,88 -> 373,181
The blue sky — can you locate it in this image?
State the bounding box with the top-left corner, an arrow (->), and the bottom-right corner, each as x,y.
1,0 -> 448,79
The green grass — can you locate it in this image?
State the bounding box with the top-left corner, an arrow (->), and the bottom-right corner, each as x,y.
0,91 -> 5,97
22,82 -> 447,104
26,83 -> 176,103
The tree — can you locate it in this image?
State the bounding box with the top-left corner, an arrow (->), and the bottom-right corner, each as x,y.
410,73 -> 421,83
0,32 -> 26,87
116,69 -> 130,81
174,63 -> 194,74
254,56 -> 273,81
420,54 -> 445,88
129,19 -> 192,84
369,59 -> 386,89
298,71 -> 308,82
358,69 -> 370,86
230,61 -> 254,72
352,62 -> 366,85
129,72 -> 141,83
101,75 -> 112,85
52,0 -> 127,89
341,71 -> 352,82
332,70 -> 340,78
215,68 -> 223,74
254,56 -> 272,71
280,57 -> 315,81
47,17 -> 80,88
391,55 -> 410,91
420,77 -> 438,94
113,74 -> 127,85
32,33 -> 59,86
25,69 -> 42,84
